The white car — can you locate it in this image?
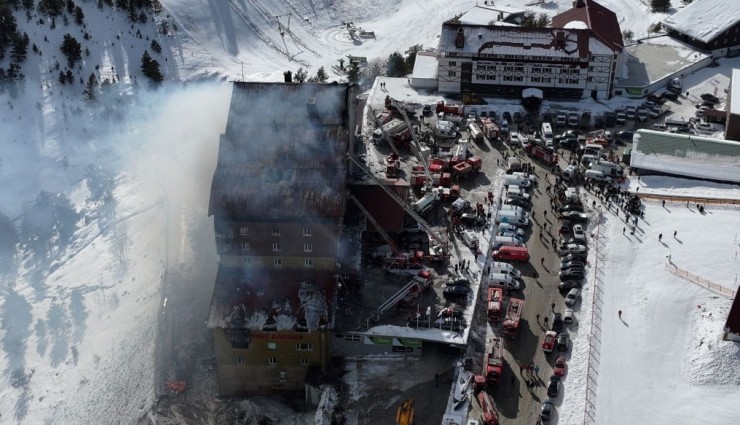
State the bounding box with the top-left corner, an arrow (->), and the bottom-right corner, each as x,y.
565,288 -> 581,306
558,243 -> 587,255
572,224 -> 586,242
562,165 -> 578,180
510,131 -> 520,146
498,223 -> 526,236
563,308 -> 576,325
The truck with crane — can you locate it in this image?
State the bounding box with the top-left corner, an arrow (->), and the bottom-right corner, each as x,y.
349,156 -> 450,264
476,391 -> 500,425
502,298 -> 525,339
486,287 -> 504,322
483,337 -> 504,385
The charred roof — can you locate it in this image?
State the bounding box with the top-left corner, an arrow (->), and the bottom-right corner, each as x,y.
209,82 -> 351,219
207,267 -> 336,331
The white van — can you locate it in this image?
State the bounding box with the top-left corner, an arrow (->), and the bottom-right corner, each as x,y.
496,211 -> 529,227
541,122 -> 553,147
583,143 -> 603,155
461,229 -> 479,248
494,235 -> 525,248
510,172 -> 537,183
580,154 -> 598,166
491,262 -> 523,279
584,169 -> 612,183
507,185 -> 531,200
504,175 -> 532,188
488,273 -> 520,290
500,204 -> 526,215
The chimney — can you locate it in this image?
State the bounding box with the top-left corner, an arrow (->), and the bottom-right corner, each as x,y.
573,0 -> 586,8
455,27 -> 465,49
284,70 -> 292,83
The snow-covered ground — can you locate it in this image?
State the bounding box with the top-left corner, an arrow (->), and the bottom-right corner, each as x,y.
2,0 -> 740,424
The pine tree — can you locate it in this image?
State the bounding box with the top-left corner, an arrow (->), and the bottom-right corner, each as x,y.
58,70 -> 66,85
60,33 -> 82,67
294,67 -> 307,83
83,73 -> 98,100
11,32 -> 29,64
74,6 -> 84,25
386,52 -> 406,77
315,66 -> 328,83
650,0 -> 670,12
140,50 -> 163,84
150,39 -> 161,54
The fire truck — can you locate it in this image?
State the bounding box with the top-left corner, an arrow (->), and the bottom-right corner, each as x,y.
483,337 -> 504,385
486,287 -> 504,322
435,100 -> 463,116
476,391 -> 499,425
502,298 -> 525,339
525,143 -> 558,166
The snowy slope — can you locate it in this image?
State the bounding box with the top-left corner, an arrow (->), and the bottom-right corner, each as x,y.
1,0 -> 735,424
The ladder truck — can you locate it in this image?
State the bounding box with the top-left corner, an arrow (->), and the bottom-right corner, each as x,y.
348,156 -> 450,264
348,195 -> 423,269
502,298 -> 524,339
482,337 -> 504,386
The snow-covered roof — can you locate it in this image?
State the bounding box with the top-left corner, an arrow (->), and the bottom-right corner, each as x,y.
731,68 -> 740,116
631,130 -> 740,183
412,52 -> 438,80
663,0 -> 740,44
564,20 -> 588,30
439,24 -> 600,60
457,4 -> 525,26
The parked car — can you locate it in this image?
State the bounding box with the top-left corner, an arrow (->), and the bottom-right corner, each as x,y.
560,260 -> 585,271
505,197 -> 530,209
625,106 -> 636,120
406,314 -> 430,327
558,280 -> 582,293
616,130 -> 634,141
541,399 -> 555,422
560,252 -> 588,263
513,111 -> 523,123
547,375 -> 560,397
443,285 -> 469,300
560,211 -> 589,223
557,332 -> 569,351
503,111 -> 512,122
553,356 -> 567,377
498,223 -> 526,236
551,312 -> 564,334
558,203 -> 584,214
422,105 -> 433,116
542,330 -> 557,353
700,93 -> 720,103
446,278 -> 470,287
647,93 -> 665,104
560,268 -> 585,281
558,243 -> 587,256
696,101 -> 715,109
571,224 -> 586,242
662,91 -> 678,101
563,308 -> 576,325
565,288 -> 581,306
434,316 -> 466,332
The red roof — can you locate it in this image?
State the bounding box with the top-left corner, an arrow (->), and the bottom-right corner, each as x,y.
725,291 -> 740,334
552,0 -> 624,52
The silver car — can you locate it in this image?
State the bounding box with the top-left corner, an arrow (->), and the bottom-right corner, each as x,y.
565,288 -> 581,306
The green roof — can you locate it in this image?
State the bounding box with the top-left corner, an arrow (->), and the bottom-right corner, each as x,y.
632,130 -> 740,182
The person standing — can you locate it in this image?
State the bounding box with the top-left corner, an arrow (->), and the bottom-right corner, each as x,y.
658,233 -> 663,242
618,310 -> 622,318
551,302 -> 555,311
674,230 -> 677,238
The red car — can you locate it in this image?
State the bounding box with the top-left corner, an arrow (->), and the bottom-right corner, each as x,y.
541,331 -> 557,353
554,356 -> 567,377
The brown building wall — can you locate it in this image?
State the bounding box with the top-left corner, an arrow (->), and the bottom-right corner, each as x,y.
215,220 -> 340,258
726,113 -> 740,142
213,328 -> 329,395
219,255 -> 337,270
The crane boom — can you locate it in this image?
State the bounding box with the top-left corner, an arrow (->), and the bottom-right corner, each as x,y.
348,195 -> 401,256
367,105 -> 402,158
391,99 -> 433,185
348,156 -> 447,248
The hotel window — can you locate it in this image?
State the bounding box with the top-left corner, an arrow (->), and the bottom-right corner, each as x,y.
236,356 -> 245,364
449,61 -> 457,66
243,257 -> 250,265
271,226 -> 280,236
302,227 -> 312,236
268,357 -> 277,366
296,343 -> 313,351
272,242 -> 281,251
241,242 -> 250,251
304,258 -> 314,268
274,258 -> 282,266
268,342 -> 277,350
304,243 -> 313,252
300,358 -> 310,366
239,227 -> 248,235
503,65 -> 513,82
448,71 -> 457,77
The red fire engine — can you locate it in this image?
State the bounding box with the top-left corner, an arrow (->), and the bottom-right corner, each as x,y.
483,337 -> 504,385
525,143 -> 558,166
476,391 -> 499,425
502,298 -> 525,339
487,287 -> 504,322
